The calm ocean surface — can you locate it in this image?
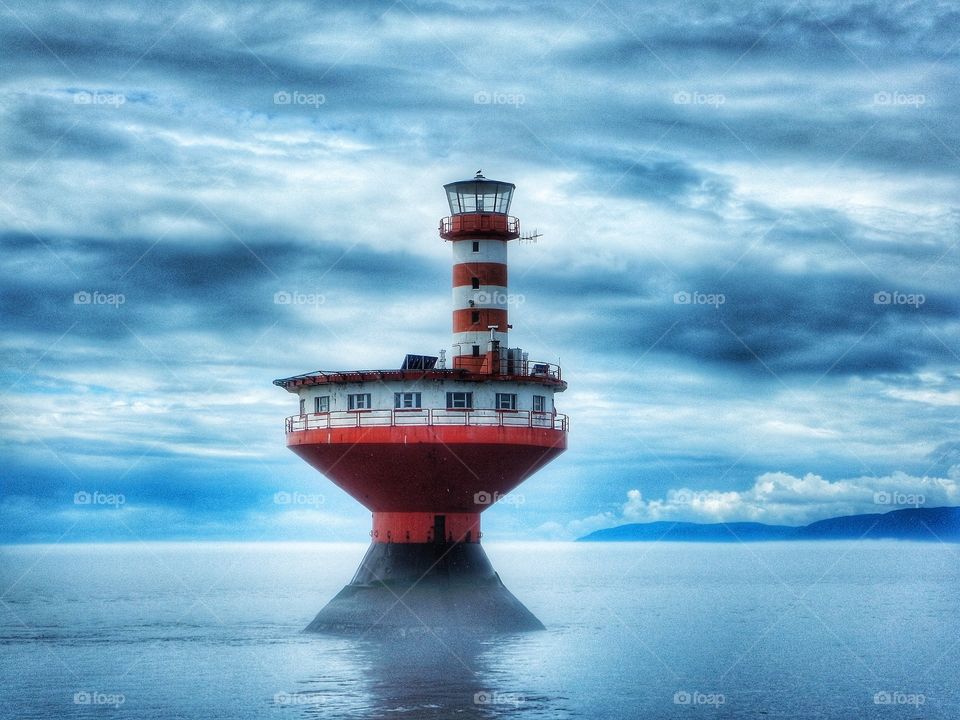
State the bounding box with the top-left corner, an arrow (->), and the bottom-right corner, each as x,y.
1,541 -> 957,719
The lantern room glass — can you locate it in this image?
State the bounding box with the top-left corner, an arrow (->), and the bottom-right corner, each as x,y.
444,178 -> 514,215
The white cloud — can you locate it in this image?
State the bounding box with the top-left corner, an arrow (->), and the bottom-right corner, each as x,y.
538,468 -> 960,539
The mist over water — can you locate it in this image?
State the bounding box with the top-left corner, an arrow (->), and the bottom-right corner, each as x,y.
1,541 -> 957,718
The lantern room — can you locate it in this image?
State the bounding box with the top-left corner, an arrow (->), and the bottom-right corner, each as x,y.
444,171 -> 515,215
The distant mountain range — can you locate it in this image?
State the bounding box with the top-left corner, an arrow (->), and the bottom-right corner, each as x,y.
577,506 -> 960,542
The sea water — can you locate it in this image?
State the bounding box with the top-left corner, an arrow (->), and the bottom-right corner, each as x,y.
1,541 -> 957,718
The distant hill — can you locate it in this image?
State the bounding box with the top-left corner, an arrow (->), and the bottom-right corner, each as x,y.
577,506 -> 960,542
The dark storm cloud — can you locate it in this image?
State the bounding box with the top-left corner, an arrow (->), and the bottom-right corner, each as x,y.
5,0 -> 956,176
519,257 -> 958,377
3,97 -> 134,159
565,1 -> 960,63
0,4 -> 455,117
537,2 -> 960,176
0,232 -> 443,343
571,150 -> 734,206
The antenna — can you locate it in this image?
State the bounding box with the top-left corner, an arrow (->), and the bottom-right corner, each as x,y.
519,228 -> 542,244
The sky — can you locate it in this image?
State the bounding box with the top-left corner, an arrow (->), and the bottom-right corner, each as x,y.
1,0 -> 959,543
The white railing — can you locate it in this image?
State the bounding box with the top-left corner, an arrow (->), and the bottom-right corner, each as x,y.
285,409 -> 568,433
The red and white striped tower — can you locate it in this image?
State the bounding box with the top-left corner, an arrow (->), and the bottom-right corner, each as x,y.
274,172 -> 568,635
442,172 -> 518,373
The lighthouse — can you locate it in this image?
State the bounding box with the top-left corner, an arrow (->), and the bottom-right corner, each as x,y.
274,172 -> 568,634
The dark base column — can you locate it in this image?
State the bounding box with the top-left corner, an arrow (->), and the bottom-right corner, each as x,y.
304,541 -> 544,635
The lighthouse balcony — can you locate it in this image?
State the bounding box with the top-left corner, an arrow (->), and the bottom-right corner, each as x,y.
285,408 -> 569,433
439,213 -> 520,240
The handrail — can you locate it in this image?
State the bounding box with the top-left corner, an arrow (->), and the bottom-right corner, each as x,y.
511,360 -> 561,382
439,214 -> 519,238
285,408 -> 569,433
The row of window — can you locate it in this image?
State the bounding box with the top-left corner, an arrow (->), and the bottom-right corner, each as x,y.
298,393 -> 548,413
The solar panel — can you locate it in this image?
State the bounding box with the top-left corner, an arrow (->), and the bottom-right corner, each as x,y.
401,354 -> 438,370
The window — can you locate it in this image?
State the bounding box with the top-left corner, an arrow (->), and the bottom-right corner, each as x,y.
394,392 -> 421,409
446,392 -> 473,409
315,395 -> 330,413
471,310 -> 480,324
472,241 -> 480,253
472,345 -> 481,356
299,398 -> 306,415
471,277 -> 480,289
348,393 -> 372,410
532,394 -> 546,413
496,393 -> 517,410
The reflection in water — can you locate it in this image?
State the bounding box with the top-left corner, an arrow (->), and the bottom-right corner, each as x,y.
293,632 -> 572,719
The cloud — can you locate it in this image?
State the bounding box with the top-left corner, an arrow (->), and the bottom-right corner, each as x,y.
539,468 -> 960,539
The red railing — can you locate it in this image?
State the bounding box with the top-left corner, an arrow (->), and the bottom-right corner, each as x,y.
439,214 -> 519,239
285,409 -> 569,433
